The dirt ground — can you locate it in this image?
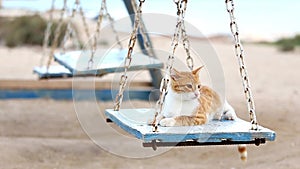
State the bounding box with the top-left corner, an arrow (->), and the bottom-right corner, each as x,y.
0,39 -> 300,168
0,97 -> 299,169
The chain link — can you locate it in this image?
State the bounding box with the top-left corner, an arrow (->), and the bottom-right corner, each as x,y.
58,0 -> 91,55
114,0 -> 145,111
182,23 -> 193,70
130,0 -> 154,57
46,0 -> 68,71
79,3 -> 91,42
225,0 -> 258,130
88,0 -> 123,69
61,24 -> 77,53
61,0 -> 82,54
179,0 -> 194,71
152,0 -> 188,132
40,0 -> 55,67
87,0 -> 106,69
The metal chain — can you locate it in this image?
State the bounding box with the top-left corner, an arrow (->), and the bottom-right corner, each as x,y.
179,0 -> 194,71
225,0 -> 258,130
65,0 -> 91,51
131,0 -> 150,49
130,0 -> 152,56
79,3 -> 91,42
61,24 -> 76,53
40,0 -> 55,67
152,0 -> 184,132
114,0 -> 145,111
46,0 -> 68,71
139,23 -> 150,50
62,0 -> 91,53
68,23 -> 81,50
61,0 -> 82,54
88,0 -> 106,69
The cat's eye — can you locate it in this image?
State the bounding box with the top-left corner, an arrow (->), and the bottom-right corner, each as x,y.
197,84 -> 201,89
186,84 -> 193,89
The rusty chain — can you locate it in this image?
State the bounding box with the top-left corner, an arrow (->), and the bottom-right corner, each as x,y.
130,0 -> 154,57
152,0 -> 188,132
46,0 -> 68,71
88,0 -> 124,69
225,0 -> 258,130
40,0 -> 55,67
79,3 -> 91,43
114,0 -> 145,111
179,0 -> 194,71
61,0 -> 82,54
88,0 -> 106,69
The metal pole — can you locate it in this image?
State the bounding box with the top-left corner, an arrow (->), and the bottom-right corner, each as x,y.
122,0 -> 162,89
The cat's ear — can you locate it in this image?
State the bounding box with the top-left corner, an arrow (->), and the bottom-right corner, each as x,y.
170,68 -> 181,80
192,65 -> 205,75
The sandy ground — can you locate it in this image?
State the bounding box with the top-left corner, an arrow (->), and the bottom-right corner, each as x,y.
0,36 -> 300,168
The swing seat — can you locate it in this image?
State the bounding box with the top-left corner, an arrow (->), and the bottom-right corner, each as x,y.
54,49 -> 163,76
105,109 -> 276,148
33,65 -> 72,79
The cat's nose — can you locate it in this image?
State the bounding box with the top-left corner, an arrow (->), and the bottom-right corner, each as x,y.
194,93 -> 199,97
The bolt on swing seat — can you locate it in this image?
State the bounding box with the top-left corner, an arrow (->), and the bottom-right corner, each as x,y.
105,109 -> 276,148
54,49 -> 163,76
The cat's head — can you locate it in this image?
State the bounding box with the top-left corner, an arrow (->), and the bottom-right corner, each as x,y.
170,66 -> 204,100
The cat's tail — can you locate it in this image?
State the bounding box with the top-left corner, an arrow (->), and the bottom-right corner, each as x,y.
238,144 -> 247,161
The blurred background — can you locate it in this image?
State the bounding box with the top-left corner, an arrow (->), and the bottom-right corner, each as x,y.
1,0 -> 300,41
0,0 -> 299,169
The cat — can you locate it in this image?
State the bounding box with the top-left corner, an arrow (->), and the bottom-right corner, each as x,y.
152,66 -> 247,161
158,66 -> 236,126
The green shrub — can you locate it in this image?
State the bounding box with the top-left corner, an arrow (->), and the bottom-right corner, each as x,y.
0,17 -> 8,38
278,42 -> 295,52
3,15 -> 68,48
275,34 -> 300,52
293,35 -> 300,46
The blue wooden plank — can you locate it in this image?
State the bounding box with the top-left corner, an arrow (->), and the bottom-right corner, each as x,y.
33,65 -> 72,79
105,109 -> 276,145
54,49 -> 164,76
54,51 -> 79,72
0,89 -> 152,101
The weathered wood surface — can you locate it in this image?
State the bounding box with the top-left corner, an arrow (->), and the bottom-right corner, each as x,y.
54,49 -> 163,76
105,109 -> 276,144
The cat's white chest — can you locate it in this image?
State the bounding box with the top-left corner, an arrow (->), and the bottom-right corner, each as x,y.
162,91 -> 199,118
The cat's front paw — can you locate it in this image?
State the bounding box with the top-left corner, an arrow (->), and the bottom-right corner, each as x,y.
159,118 -> 176,127
222,109 -> 237,120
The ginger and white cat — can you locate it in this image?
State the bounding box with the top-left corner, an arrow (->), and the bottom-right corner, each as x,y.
155,66 -> 246,161
159,66 -> 236,127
